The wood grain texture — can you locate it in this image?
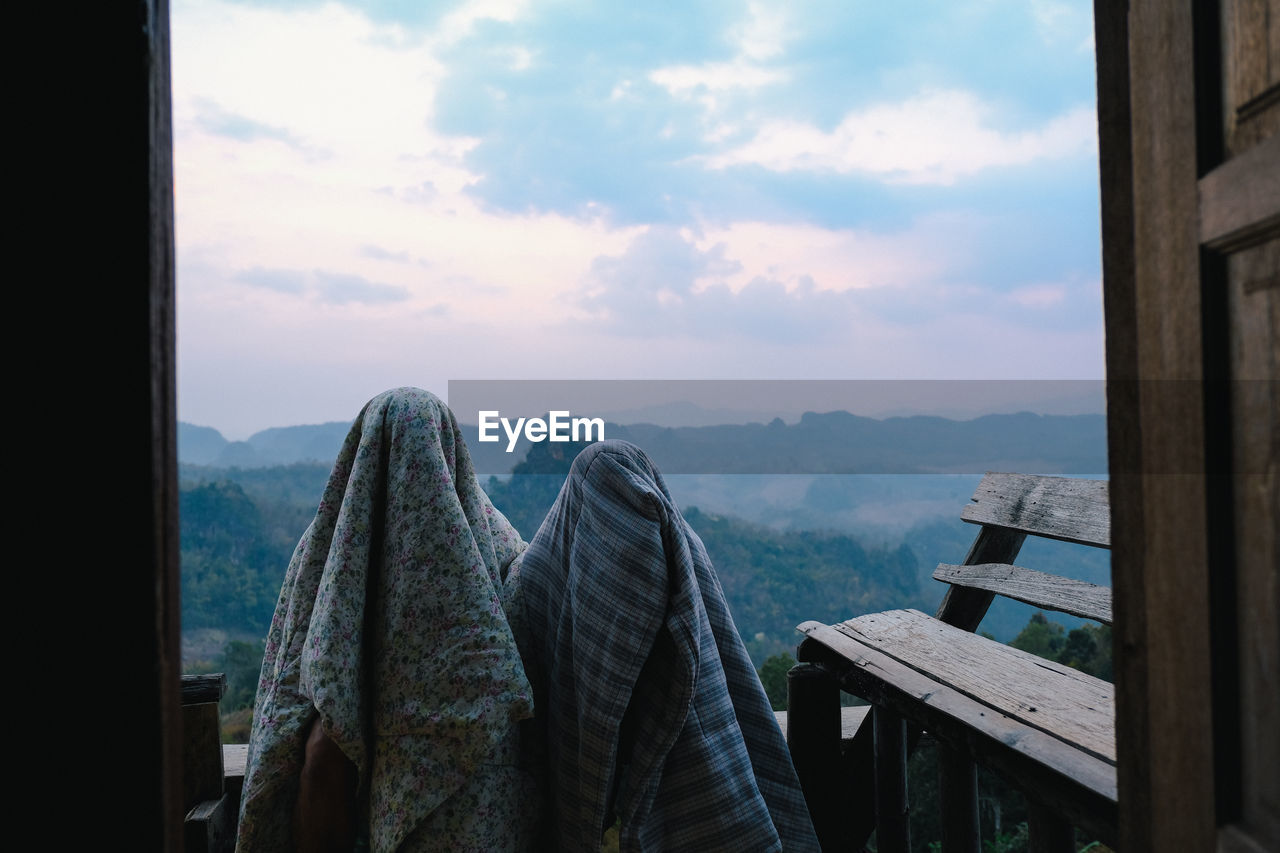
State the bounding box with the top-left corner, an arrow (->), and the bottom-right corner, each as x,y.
181,673 -> 227,706
1123,2 -> 1221,852
1224,0 -> 1280,152
933,563 -> 1113,624
935,525 -> 1028,632
222,743 -> 249,804
797,622 -> 1117,844
960,473 -> 1110,548
1199,131 -> 1280,252
1228,242 -> 1280,848
1219,7 -> 1278,852
182,702 -> 225,810
184,794 -> 236,853
837,481 -> 1030,845
834,610 -> 1115,763
222,743 -> 248,781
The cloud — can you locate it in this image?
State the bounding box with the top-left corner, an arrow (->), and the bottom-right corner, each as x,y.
694,215 -> 977,293
849,270 -> 1102,333
649,60 -> 787,97
191,97 -> 319,153
699,90 -> 1097,185
432,0 -> 531,45
235,266 -> 308,293
374,180 -> 443,206
731,2 -> 792,61
360,244 -> 412,263
1008,283 -> 1067,308
1030,0 -> 1094,48
579,227 -> 860,343
232,266 -> 409,305
174,0 -> 1108,440
312,272 -> 410,304
649,2 -> 792,96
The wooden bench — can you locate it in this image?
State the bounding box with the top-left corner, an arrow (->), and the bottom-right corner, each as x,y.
787,472 -> 1114,852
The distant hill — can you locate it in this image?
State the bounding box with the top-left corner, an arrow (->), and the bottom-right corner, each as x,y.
182,410 -> 1107,475
179,417 -> 523,472
179,420 -> 352,468
178,425 -> 1111,662
462,410 -> 1107,476
178,423 -> 232,465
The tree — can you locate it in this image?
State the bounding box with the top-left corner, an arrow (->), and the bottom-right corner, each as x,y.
757,652 -> 796,711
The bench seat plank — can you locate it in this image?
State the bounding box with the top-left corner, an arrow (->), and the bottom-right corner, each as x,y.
775,704 -> 871,740
934,563 -> 1113,624
962,473 -> 1110,549
830,609 -> 1114,763
796,622 -> 1117,843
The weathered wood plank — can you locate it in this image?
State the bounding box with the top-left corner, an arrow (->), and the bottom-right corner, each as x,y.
797,623 -> 1117,844
223,743 -> 249,780
873,706 -> 911,853
223,743 -> 249,802
933,563 -> 1113,624
183,701 -> 225,810
1199,131 -> 1280,252
1119,7 -> 1220,853
774,704 -> 870,741
1227,244 -> 1280,847
935,525 -> 1027,632
182,673 -> 227,706
1224,0 -> 1280,152
185,794 -> 236,853
838,523 -> 1025,848
960,473 -> 1110,548
834,610 -> 1115,763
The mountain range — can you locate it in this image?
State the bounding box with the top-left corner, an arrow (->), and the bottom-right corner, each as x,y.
181,408 -> 1107,476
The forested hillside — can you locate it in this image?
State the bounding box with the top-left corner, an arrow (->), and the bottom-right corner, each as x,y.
180,434 -> 1109,669
179,462 -> 331,636
179,450 -> 934,665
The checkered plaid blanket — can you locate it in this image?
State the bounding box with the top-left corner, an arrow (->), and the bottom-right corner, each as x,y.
504,440 -> 820,852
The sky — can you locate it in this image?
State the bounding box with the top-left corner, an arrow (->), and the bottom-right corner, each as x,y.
172,0 -> 1104,440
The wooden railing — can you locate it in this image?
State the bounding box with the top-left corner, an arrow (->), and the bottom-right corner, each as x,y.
787,472 -> 1116,852
182,673 -> 238,853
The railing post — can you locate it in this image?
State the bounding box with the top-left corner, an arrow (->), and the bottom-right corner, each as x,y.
938,743 -> 980,853
1027,800 -> 1074,853
873,704 -> 910,853
786,663 -> 843,851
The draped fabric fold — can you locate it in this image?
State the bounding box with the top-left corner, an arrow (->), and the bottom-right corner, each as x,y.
235,387 -> 539,852
503,440 -> 820,852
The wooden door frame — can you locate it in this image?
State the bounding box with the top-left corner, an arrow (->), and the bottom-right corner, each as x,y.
115,0 -> 1267,848
1096,1 -> 1278,851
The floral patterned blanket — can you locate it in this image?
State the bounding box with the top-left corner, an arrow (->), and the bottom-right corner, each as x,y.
236,388 -> 540,852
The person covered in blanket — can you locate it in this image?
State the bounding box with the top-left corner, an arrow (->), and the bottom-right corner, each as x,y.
235,388 -> 540,853
236,388 -> 817,852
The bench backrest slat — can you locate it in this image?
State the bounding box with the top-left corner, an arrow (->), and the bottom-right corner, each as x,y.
934,563 -> 1112,625
961,472 -> 1110,549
